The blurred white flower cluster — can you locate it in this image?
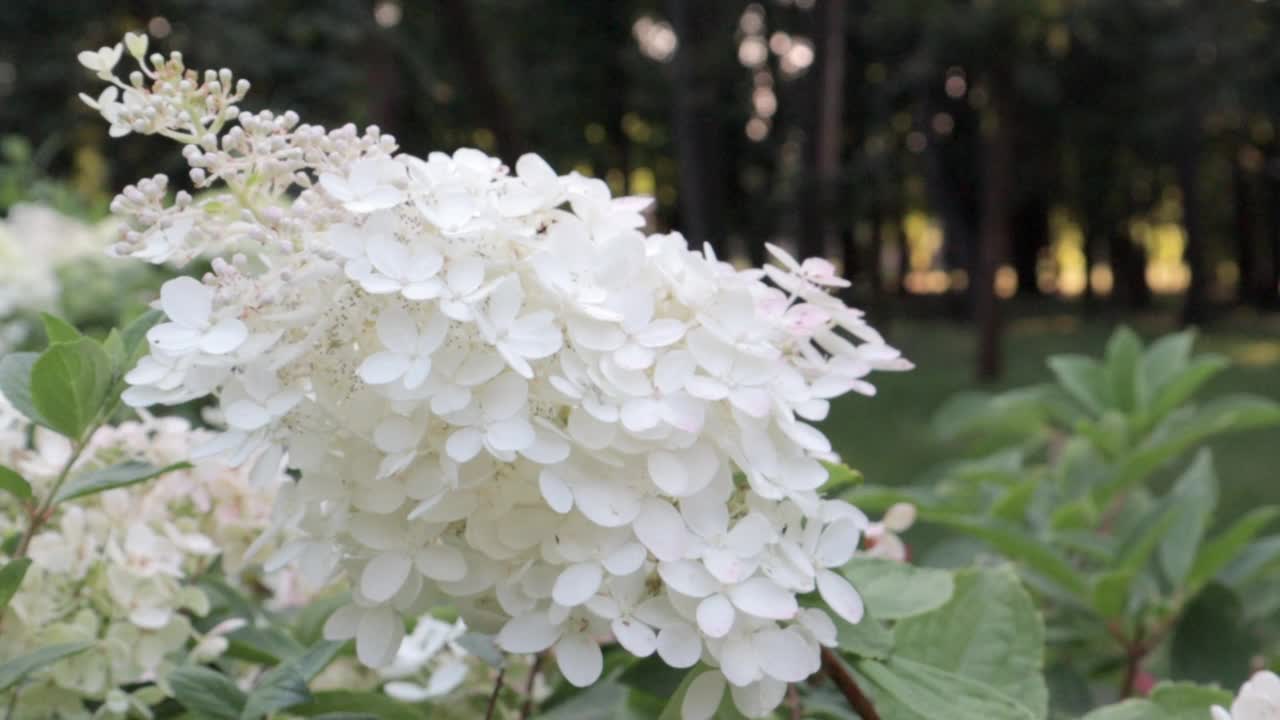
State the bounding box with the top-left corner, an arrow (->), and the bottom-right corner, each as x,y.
1214,670 -> 1280,720
0,397 -> 297,718
83,34 -> 910,718
0,204 -> 113,352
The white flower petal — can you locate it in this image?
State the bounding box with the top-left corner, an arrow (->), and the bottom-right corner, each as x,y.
817,569 -> 864,624
656,624 -> 701,668
635,499 -> 689,563
552,562 -> 604,607
497,611 -> 560,654
611,618 -> 657,658
356,607 -> 404,667
555,632 -> 604,688
695,593 -> 735,639
361,552 -> 413,603
727,577 -> 797,620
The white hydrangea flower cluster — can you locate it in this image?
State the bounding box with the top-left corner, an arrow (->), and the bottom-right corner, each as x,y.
0,400 -> 298,718
0,204 -> 114,352
82,34 -> 911,718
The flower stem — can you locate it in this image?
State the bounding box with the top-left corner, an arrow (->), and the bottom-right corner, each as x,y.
14,437 -> 89,558
520,652 -> 544,719
820,647 -> 880,720
485,665 -> 506,720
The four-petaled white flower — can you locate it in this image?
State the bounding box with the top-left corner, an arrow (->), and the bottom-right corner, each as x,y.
320,157 -> 408,214
359,306 -> 449,389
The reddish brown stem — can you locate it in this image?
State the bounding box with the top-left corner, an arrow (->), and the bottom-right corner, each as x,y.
820,648 -> 881,720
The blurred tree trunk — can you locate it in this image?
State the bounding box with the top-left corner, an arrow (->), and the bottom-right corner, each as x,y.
799,0 -> 848,263
601,2 -> 632,194
1179,134 -> 1209,325
1269,160 -> 1280,307
975,76 -> 1014,381
437,0 -> 524,160
667,0 -> 727,255
1012,193 -> 1048,296
1232,158 -> 1275,307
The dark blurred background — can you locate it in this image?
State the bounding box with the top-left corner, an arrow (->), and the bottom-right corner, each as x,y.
1,0 -> 1278,497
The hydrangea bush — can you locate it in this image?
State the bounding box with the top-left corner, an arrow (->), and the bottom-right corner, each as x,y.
1,31 -> 1278,720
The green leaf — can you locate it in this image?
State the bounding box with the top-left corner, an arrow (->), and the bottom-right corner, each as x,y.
1171,584 -> 1257,689
1081,682 -> 1233,720
1048,355 -> 1108,415
1137,331 -> 1196,407
0,464 -> 32,502
119,309 -> 163,365
0,641 -> 94,691
242,664 -> 309,720
289,691 -> 424,720
539,679 -> 633,720
892,565 -> 1048,717
855,656 -> 1038,720
1143,354 -> 1229,429
1097,395 -> 1280,504
842,557 -> 955,620
225,625 -> 305,666
1090,570 -> 1135,619
168,665 -> 248,720
53,460 -> 191,504
835,615 -> 894,660
1219,536 -> 1280,588
821,461 -> 863,494
617,655 -> 687,699
30,338 -> 112,439
924,513 -> 1089,599
1158,450 -> 1217,587
293,592 -> 350,647
40,313 -> 81,344
1103,327 -> 1142,413
0,352 -> 50,427
1187,506 -> 1280,593
0,558 -> 33,611
104,309 -> 165,410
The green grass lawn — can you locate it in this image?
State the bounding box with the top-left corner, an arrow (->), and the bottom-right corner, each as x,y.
822,307 -> 1280,521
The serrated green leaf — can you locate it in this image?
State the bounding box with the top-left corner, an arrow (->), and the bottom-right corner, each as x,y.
0,557 -> 32,610
0,642 -> 94,691
855,656 -> 1038,720
169,665 -> 248,720
0,464 -> 32,502
0,353 -> 50,428
892,566 -> 1048,717
842,557 -> 955,620
53,460 -> 190,504
30,338 -> 112,439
